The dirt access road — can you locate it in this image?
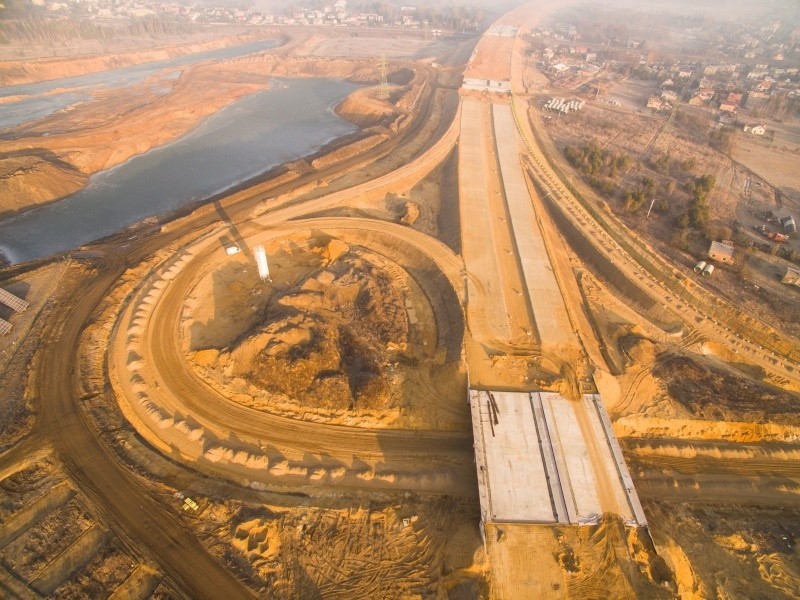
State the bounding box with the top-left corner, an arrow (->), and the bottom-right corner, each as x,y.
0,253 -> 254,600
113,217 -> 476,495
0,45 -> 464,597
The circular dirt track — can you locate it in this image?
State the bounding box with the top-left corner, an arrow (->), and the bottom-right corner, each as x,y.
110,217 -> 476,495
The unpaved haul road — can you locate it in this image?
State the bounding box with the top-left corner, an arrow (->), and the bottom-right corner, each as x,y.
19,254 -> 256,600
114,216 -> 476,494
1,64 -> 463,597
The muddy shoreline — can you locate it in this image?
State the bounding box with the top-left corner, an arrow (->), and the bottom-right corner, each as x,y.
0,118 -> 375,269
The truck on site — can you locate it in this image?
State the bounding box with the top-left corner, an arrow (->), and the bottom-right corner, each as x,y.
768,232 -> 788,243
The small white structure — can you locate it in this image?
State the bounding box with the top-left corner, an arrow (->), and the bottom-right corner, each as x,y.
708,241 -> 735,264
694,260 -> 707,273
702,263 -> 715,276
254,245 -> 271,282
462,78 -> 511,93
743,124 -> 766,135
544,97 -> 585,114
225,245 -> 241,255
782,267 -> 800,287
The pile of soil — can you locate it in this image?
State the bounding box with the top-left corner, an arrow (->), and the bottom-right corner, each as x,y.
645,500 -> 800,600
0,154 -> 86,216
224,254 -> 408,411
653,354 -> 800,425
335,86 -> 400,128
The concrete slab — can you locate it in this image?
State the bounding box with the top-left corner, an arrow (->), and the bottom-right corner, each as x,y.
585,394 -> 647,526
471,390 -> 556,523
0,287 -> 28,313
491,104 -> 576,349
471,390 -> 644,528
530,393 -> 569,523
580,394 -> 636,522
541,392 -> 602,524
459,98 -> 512,342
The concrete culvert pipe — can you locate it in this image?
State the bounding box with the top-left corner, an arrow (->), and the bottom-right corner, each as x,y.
694,261 -> 707,273
702,264 -> 715,276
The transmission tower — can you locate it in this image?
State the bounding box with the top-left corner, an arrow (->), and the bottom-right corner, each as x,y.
379,53 -> 389,100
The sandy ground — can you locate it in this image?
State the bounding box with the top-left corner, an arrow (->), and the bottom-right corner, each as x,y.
183,231 -> 467,431
0,262 -> 70,448
183,494 -> 488,598
2,2 -> 800,598
0,27 -> 281,84
312,36 -> 436,60
0,452 -> 165,597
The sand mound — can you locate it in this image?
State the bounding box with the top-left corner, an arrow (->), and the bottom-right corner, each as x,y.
223,253 -> 408,412
653,354 -> 800,425
618,334 -> 656,366
336,87 -> 400,128
0,154 -> 87,215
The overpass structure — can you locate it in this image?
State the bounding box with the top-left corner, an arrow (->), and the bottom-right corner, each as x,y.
470,390 -> 646,528
459,95 -> 646,530
458,12 -> 648,597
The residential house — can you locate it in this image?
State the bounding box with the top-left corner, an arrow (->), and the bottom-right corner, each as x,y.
747,91 -> 771,103
697,88 -> 715,102
782,267 -> 800,287
726,92 -> 744,106
661,89 -> 679,102
755,79 -> 773,92
708,241 -> 735,264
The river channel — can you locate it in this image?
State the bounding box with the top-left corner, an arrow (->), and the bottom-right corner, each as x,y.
0,77 -> 360,264
0,38 -> 280,131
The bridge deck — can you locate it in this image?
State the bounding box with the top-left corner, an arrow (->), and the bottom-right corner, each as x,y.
471,390 -> 645,527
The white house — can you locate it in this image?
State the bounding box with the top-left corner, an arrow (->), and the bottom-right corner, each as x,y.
743,124 -> 766,135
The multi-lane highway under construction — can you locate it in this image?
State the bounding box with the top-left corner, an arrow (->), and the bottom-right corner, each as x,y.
2,1 -> 800,598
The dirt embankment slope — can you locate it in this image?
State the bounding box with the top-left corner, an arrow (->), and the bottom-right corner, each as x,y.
0,54 -> 413,217
0,29 -> 282,87
0,65 -> 267,215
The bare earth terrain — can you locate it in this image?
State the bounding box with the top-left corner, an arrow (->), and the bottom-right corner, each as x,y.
2,0 -> 800,598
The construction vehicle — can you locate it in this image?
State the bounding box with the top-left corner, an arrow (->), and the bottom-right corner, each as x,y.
768,232 -> 788,243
